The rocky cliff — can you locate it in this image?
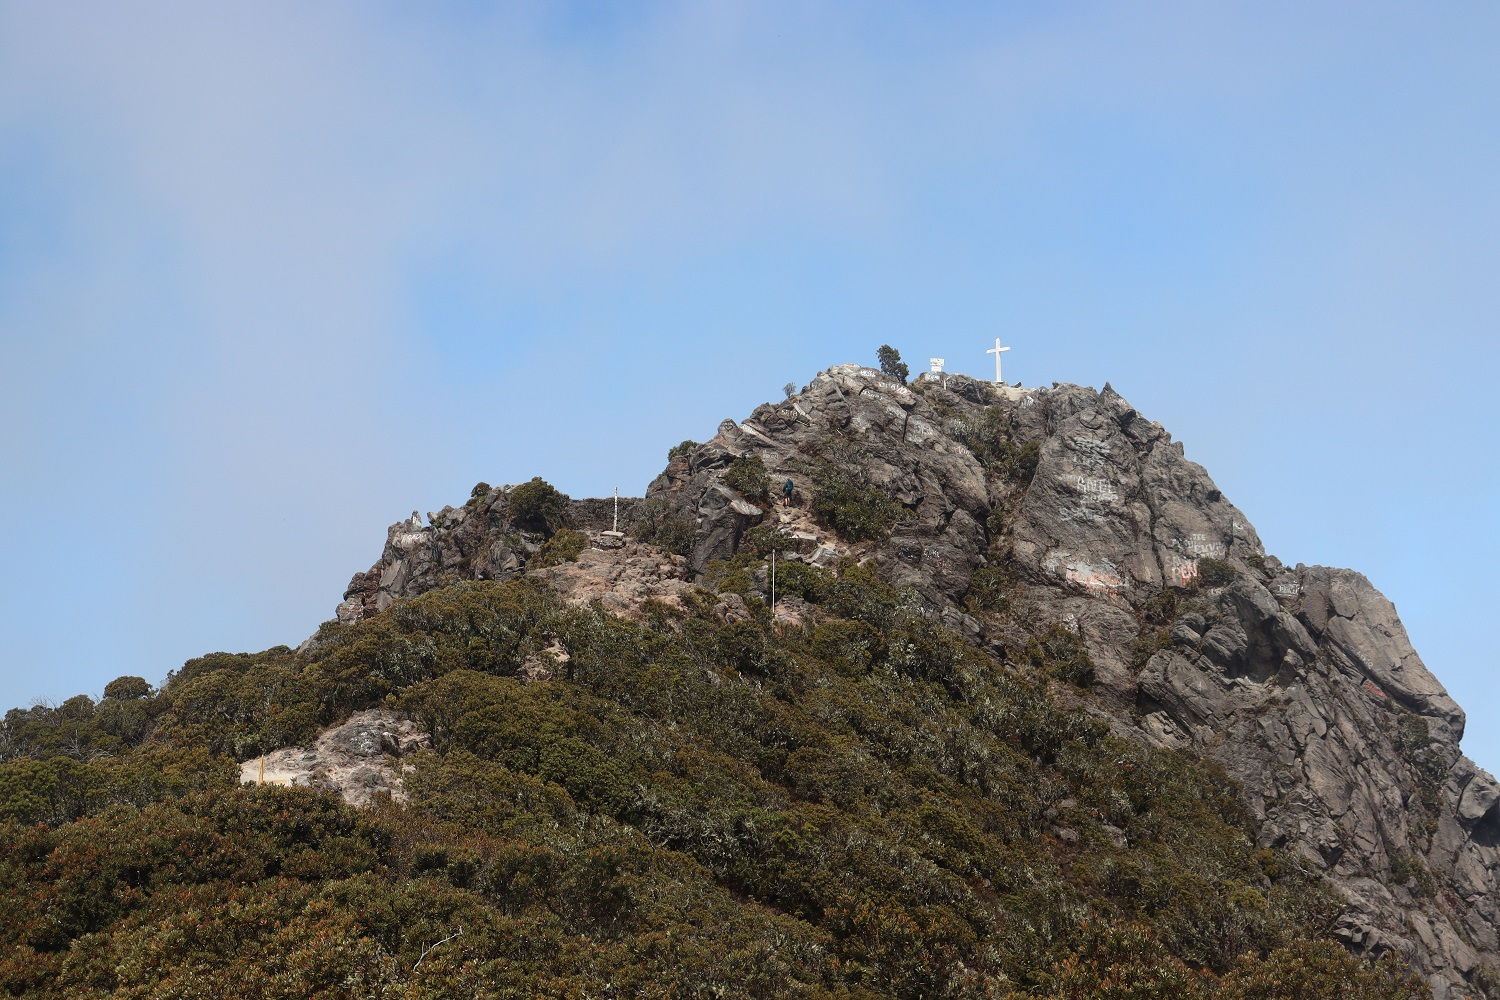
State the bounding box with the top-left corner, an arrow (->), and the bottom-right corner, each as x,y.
337,364 -> 1498,998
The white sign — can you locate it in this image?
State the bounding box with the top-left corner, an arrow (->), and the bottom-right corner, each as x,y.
929,358 -> 945,373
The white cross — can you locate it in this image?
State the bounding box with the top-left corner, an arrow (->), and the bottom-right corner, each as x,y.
986,337 -> 1011,384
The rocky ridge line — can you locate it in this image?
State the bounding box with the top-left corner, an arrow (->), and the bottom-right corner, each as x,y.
333,363 -> 1499,998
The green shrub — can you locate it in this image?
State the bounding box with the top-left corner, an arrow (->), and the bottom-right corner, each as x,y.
531,528 -> 588,568
667,439 -> 698,462
822,560 -> 903,624
705,551 -> 830,605
1140,587 -> 1195,625
964,565 -> 1013,617
809,460 -> 902,543
1197,557 -> 1237,588
723,453 -> 770,502
955,408 -> 1040,484
1471,964 -> 1500,999
1396,713 -> 1430,753
633,498 -> 695,557
739,525 -> 813,559
1219,940 -> 1429,998
508,477 -> 569,533
1024,625 -> 1096,688
1389,851 -> 1436,896
703,557 -> 756,597
806,620 -> 882,675
774,560 -> 833,602
1130,628 -> 1175,670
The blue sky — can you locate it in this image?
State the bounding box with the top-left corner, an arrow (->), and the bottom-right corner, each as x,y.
2,2 -> 1497,770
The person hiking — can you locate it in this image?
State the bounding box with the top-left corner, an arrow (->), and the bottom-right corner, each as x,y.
781,479 -> 795,507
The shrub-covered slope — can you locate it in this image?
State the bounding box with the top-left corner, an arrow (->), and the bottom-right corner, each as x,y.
2,578 -> 1426,998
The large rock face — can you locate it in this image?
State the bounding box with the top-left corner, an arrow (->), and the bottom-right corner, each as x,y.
336,364 -> 1498,997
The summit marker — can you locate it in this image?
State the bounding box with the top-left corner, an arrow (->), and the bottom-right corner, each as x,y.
986,337 -> 1012,384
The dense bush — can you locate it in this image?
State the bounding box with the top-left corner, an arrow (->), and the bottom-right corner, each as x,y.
508,477 -> 569,533
531,527 -> 588,568
723,453 -> 770,502
956,407 -> 1041,484
809,458 -> 903,543
706,552 -> 832,607
633,498 -> 695,557
1197,557 -> 1238,588
1024,624 -> 1097,688
738,524 -> 814,559
964,564 -> 1013,617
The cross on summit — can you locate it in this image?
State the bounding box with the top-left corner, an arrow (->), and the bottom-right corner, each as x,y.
986,337 -> 1012,384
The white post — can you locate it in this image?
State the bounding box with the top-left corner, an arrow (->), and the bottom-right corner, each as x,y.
986,337 -> 1012,384
770,549 -> 776,618
612,487 -> 619,533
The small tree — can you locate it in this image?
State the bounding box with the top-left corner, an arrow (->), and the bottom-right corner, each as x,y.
532,528 -> 588,568
723,454 -> 770,501
1197,557 -> 1237,588
876,345 -> 909,383
782,382 -> 796,399
508,477 -> 569,533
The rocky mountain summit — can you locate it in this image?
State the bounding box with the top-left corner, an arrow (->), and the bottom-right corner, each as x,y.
336,363 -> 1497,998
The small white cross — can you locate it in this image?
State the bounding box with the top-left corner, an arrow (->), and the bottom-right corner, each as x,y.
986,337 -> 1011,384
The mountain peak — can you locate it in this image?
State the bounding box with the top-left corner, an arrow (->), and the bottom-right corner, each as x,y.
332,362 -> 1497,996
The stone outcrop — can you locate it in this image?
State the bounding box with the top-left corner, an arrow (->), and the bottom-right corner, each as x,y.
337,492 -> 643,622
529,533 -> 696,616
333,363 -> 1499,997
238,708 -> 428,807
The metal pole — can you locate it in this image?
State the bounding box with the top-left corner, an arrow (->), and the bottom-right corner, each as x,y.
770,548 -> 776,618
